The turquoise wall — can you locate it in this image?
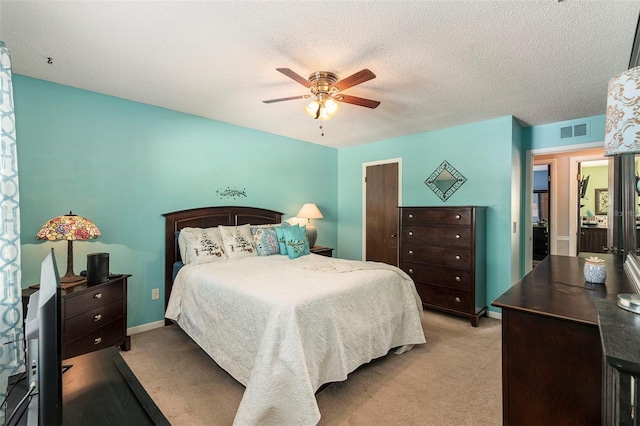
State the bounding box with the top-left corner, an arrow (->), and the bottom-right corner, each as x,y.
14,74 -> 610,325
14,75 -> 338,328
337,116 -> 518,313
523,115 -> 606,151
520,115 -> 606,266
511,118 -> 524,283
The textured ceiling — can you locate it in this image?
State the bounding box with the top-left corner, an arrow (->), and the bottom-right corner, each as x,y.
1,1 -> 639,148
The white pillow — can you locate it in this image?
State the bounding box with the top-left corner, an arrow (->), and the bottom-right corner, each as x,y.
178,227 -> 227,265
177,229 -> 192,263
219,224 -> 257,259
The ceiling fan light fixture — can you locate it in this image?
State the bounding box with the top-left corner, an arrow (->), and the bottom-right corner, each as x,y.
266,68 -> 378,119
303,95 -> 341,120
323,98 -> 341,118
303,99 -> 320,119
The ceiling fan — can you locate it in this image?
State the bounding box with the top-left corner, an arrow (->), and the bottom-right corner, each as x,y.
263,68 -> 381,120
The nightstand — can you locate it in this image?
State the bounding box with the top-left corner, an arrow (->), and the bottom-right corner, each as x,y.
310,246 -> 334,257
23,274 -> 131,359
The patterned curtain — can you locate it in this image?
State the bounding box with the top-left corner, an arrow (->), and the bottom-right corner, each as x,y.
0,41 -> 23,419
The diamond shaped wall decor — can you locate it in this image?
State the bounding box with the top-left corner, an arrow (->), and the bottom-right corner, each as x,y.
425,161 -> 467,201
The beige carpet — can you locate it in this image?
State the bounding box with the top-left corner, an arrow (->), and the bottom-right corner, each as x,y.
120,310 -> 502,425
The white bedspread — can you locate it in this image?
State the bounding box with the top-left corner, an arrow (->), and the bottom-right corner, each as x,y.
165,254 -> 426,425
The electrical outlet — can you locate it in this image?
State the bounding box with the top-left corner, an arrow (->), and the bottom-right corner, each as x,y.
151,288 -> 160,300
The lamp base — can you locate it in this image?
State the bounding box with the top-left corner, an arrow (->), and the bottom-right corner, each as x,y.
61,273 -> 84,284
306,224 -> 318,248
617,293 -> 640,314
60,239 -> 86,288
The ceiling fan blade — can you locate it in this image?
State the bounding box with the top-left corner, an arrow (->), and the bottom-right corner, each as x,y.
336,94 -> 380,109
331,69 -> 376,92
276,68 -> 311,87
262,95 -> 308,104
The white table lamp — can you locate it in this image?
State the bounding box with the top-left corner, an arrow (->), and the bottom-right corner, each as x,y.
604,65 -> 640,312
297,203 -> 323,247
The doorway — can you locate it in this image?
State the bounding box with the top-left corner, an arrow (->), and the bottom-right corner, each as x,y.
577,159 -> 611,254
524,143 -> 604,273
532,164 -> 550,265
362,159 -> 402,266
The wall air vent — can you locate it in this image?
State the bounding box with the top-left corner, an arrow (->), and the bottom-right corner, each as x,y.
573,123 -> 587,137
560,122 -> 590,139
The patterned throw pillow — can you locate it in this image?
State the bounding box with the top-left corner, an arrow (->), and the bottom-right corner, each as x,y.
219,224 -> 257,259
178,227 -> 227,265
282,225 -> 310,259
250,226 -> 280,256
275,222 -> 292,255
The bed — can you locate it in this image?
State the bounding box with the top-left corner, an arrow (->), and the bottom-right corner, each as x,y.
163,206 -> 426,425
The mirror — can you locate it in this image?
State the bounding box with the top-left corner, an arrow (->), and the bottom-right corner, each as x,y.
425,161 -> 467,201
434,169 -> 456,193
580,159 -> 609,227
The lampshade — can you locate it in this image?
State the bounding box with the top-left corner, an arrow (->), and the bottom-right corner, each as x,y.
36,212 -> 101,285
604,65 -> 640,156
303,94 -> 341,120
297,203 -> 323,248
603,66 -> 640,311
296,203 -> 324,219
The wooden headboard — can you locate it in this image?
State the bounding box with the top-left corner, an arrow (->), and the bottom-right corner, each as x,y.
162,206 -> 283,322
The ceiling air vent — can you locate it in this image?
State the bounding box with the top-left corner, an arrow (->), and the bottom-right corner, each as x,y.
560,122 -> 589,139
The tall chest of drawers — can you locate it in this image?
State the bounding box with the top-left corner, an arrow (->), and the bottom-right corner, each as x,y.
399,206 -> 487,327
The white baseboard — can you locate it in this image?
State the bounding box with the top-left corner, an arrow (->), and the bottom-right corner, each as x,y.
487,310 -> 502,321
127,320 -> 165,336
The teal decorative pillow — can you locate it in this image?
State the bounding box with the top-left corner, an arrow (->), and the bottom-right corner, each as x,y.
283,225 -> 310,259
250,226 -> 280,256
275,223 -> 292,255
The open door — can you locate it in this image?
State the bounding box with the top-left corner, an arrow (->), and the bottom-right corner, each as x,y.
532,164 -> 550,264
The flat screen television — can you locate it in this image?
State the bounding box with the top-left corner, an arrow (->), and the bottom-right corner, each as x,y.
7,249 -> 62,425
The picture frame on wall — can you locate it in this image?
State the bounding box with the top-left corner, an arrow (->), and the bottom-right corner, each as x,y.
595,188 -> 609,215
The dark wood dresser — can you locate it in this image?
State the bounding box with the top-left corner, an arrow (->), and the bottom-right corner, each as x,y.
399,206 -> 487,326
532,226 -> 548,260
596,298 -> 640,425
492,254 -> 634,425
25,274 -> 131,360
310,246 -> 334,257
579,226 -> 607,253
62,274 -> 131,359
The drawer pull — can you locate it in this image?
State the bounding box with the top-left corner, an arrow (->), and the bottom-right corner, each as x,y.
455,234 -> 461,239
93,292 -> 102,300
455,255 -> 461,260
94,314 -> 102,322
94,337 -> 102,345
455,276 -> 461,281
455,214 -> 461,219
408,250 -> 414,255
409,231 -> 413,236
408,268 -> 414,274
455,297 -> 461,303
